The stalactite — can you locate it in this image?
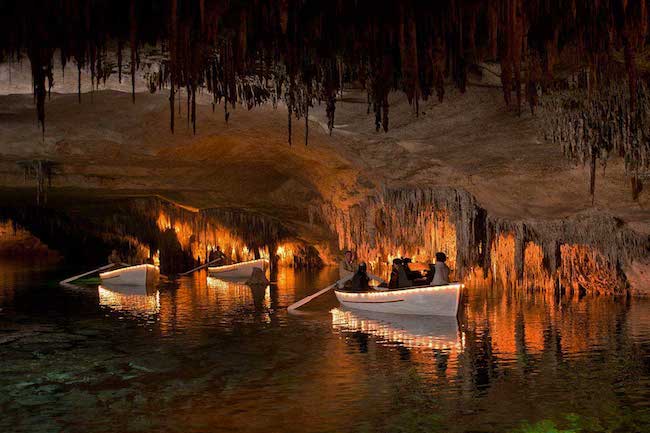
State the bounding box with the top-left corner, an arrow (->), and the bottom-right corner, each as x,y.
28,50 -> 49,137
287,106 -> 292,146
117,40 -> 123,84
17,160 -> 58,206
3,0 -> 650,172
540,74 -> 650,200
129,0 -> 137,104
304,103 -> 309,146
314,186 -> 649,294
111,197 -> 314,268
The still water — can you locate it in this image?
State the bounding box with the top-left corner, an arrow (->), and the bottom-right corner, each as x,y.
1,260 -> 649,433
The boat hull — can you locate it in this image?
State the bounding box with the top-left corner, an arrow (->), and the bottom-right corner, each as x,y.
208,259 -> 269,279
100,264 -> 159,287
335,283 -> 462,316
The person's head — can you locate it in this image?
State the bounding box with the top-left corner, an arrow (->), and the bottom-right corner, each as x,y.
392,258 -> 402,269
435,252 -> 447,263
344,250 -> 353,262
358,262 -> 367,273
216,246 -> 221,252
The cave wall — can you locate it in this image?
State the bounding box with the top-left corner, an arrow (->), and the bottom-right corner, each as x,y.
315,186 -> 650,295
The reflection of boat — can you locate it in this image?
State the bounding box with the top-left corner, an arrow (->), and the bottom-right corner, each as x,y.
206,276 -> 272,315
98,284 -> 160,315
331,308 -> 460,349
208,259 -> 268,279
99,264 -> 159,287
334,283 -> 462,316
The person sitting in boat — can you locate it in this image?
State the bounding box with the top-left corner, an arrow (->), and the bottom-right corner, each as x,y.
426,262 -> 436,284
402,257 -> 429,285
402,257 -> 421,280
396,260 -> 414,288
431,252 -> 450,285
209,246 -> 227,263
388,258 -> 402,289
339,250 -> 357,281
348,262 -> 370,291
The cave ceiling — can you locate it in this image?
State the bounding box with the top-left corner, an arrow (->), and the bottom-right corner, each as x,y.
2,0 -> 648,131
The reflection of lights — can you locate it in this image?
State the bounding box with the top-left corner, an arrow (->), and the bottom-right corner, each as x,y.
276,243 -> 296,266
205,277 -> 272,321
336,283 -> 463,298
207,276 -> 230,290
98,285 -> 160,315
331,308 -> 461,350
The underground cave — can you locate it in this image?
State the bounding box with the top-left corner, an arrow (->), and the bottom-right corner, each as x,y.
1,1 -> 649,433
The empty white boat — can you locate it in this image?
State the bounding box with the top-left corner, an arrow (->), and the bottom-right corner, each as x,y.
334,283 -> 463,316
208,258 -> 269,279
99,264 -> 159,287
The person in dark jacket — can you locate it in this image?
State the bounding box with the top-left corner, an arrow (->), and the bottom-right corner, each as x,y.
388,258 -> 402,289
350,262 -> 371,291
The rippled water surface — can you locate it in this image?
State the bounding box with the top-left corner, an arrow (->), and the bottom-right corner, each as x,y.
1,260 -> 649,433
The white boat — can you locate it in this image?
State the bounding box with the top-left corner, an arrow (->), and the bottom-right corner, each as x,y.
99,264 -> 160,287
208,258 -> 269,279
334,283 -> 463,316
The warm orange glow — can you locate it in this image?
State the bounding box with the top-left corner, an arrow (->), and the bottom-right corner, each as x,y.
323,206 -> 459,278
98,285 -> 160,315
275,242 -> 299,266
489,233 -> 517,288
331,308 -> 462,350
559,244 -> 625,295
155,209 -> 294,265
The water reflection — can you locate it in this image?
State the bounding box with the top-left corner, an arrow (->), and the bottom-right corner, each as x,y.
331,308 -> 461,350
2,263 -> 650,433
97,284 -> 160,316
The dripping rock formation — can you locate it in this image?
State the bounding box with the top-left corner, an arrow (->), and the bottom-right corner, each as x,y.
0,0 -> 649,294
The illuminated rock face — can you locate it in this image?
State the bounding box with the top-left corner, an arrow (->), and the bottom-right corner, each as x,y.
0,196 -> 322,274
0,220 -> 61,261
1,1 -> 649,294
315,187 -> 649,295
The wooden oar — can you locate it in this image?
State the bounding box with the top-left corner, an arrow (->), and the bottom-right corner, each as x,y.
287,274 -> 387,313
287,280 -> 342,313
59,263 -> 120,285
179,258 -> 223,276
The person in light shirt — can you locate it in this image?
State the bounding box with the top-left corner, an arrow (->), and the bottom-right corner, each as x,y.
339,250 -> 357,280
430,252 -> 450,286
